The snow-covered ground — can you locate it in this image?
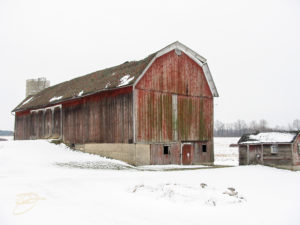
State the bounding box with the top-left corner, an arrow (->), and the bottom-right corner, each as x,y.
0,136 -> 14,141
0,138 -> 300,225
214,137 -> 239,166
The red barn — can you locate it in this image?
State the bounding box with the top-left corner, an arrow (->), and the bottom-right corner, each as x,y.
12,42 -> 219,165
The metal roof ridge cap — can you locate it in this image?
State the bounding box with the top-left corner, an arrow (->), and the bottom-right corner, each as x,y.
178,42 -> 207,63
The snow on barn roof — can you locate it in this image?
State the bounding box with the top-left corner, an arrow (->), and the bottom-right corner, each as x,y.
13,53 -> 156,112
238,131 -> 299,144
13,41 -> 219,112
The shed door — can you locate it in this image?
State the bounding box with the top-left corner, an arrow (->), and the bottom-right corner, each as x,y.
249,145 -> 263,164
182,144 -> 192,165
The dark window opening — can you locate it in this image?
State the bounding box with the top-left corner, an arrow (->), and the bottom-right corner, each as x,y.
163,146 -> 170,155
202,144 -> 207,152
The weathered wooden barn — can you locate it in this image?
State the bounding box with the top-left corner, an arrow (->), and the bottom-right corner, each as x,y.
13,41 -> 219,166
238,131 -> 300,170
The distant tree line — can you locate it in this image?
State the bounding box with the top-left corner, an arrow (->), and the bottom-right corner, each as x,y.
0,130 -> 14,136
214,119 -> 300,137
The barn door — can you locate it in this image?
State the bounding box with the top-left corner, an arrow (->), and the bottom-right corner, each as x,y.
182,144 -> 192,165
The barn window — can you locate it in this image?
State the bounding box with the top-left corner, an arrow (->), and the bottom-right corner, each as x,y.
271,145 -> 278,154
298,144 -> 300,154
202,144 -> 207,152
163,146 -> 170,155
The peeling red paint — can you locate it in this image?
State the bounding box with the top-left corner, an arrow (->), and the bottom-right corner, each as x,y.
135,50 -> 213,144
62,87 -> 133,144
136,50 -> 212,97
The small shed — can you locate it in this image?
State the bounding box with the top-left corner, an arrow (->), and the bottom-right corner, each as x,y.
238,131 -> 300,170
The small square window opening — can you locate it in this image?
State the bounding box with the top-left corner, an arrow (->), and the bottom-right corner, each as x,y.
298,144 -> 300,154
271,145 -> 278,154
163,146 -> 170,155
202,144 -> 207,152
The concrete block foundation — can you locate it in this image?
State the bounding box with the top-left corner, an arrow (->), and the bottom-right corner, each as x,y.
75,143 -> 151,166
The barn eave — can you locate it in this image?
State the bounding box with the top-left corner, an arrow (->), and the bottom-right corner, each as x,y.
12,85 -> 133,113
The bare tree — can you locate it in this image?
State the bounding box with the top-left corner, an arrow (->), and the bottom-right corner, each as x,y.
213,119 -> 296,137
259,119 -> 268,131
214,120 -> 225,136
249,120 -> 258,132
292,119 -> 300,130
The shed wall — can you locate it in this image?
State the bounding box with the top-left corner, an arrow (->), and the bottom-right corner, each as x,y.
293,135 -> 300,166
239,144 -> 293,166
239,145 -> 248,165
263,144 -> 293,166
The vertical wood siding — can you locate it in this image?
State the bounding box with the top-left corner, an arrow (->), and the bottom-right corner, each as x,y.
62,87 -> 133,144
150,143 -> 181,165
15,108 -> 61,140
150,141 -> 212,165
135,90 -> 213,143
30,112 -> 37,138
135,50 -> 213,144
15,111 -> 31,140
37,111 -> 44,138
44,109 -> 52,138
135,50 -> 212,97
248,145 -> 263,164
15,87 -> 133,143
239,146 -> 248,165
53,107 -> 61,138
239,144 -> 294,166
134,50 -> 214,164
192,141 -> 213,164
293,135 -> 300,166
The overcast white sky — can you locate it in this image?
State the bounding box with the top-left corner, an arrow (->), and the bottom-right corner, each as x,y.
0,0 -> 299,130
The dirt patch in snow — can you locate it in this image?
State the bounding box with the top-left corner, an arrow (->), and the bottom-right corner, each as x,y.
130,183 -> 246,206
55,161 -> 230,171
55,161 -> 133,170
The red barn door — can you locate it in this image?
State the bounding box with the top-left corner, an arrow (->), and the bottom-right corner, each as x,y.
182,144 -> 192,165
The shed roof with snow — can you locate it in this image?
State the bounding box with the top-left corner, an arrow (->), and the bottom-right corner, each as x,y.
238,131 -> 300,145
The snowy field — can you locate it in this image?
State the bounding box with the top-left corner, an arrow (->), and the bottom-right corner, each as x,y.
0,138 -> 300,225
0,136 -> 14,141
214,137 -> 239,166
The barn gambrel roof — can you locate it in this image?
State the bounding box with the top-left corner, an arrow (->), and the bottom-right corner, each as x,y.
13,41 -> 218,112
